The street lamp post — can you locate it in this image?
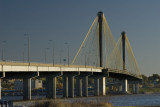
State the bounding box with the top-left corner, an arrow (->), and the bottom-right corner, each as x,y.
65,43 -> 70,66
45,48 -> 49,63
2,41 -> 6,61
60,52 -> 61,65
24,33 -> 30,65
48,40 -> 54,66
22,51 -> 24,63
23,44 -> 27,63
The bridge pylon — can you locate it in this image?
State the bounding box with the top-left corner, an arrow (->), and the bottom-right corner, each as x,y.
97,11 -> 103,67
122,31 -> 126,70
121,31 -> 129,93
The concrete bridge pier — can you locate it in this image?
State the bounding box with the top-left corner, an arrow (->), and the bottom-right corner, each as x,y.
99,77 -> 106,96
46,76 -> 56,98
46,74 -> 62,99
82,76 -> 88,97
76,72 -> 92,97
39,72 -> 62,99
122,79 -> 128,93
0,72 -> 5,100
76,78 -> 82,97
132,84 -> 135,93
135,83 -> 139,94
109,85 -> 113,92
92,74 -> 106,96
23,78 -> 31,100
68,75 -> 74,97
63,72 -> 79,98
118,85 -> 122,92
133,83 -> 139,94
94,78 -> 99,96
0,78 -> 1,100
94,77 -> 106,96
63,75 -> 68,97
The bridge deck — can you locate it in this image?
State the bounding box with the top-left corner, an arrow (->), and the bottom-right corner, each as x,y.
0,62 -> 102,72
0,61 -> 142,81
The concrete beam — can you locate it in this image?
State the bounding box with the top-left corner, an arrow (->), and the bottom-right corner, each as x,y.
4,72 -> 39,79
39,72 -> 62,77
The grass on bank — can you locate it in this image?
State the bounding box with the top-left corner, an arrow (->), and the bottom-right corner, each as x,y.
29,99 -> 160,107
139,87 -> 160,93
30,100 -> 112,107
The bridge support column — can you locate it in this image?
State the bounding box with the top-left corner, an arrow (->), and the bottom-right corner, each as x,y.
109,85 -> 113,91
39,72 -> 62,99
94,78 -> 99,96
63,75 -> 68,97
82,76 -> 88,97
23,78 -> 31,100
0,78 -> 1,100
133,83 -> 139,94
122,79 -> 128,93
118,85 -> 122,92
135,83 -> 139,94
133,84 -> 135,93
46,76 -> 56,99
99,77 -> 106,96
76,78 -> 82,97
63,72 -> 79,98
68,75 -> 74,98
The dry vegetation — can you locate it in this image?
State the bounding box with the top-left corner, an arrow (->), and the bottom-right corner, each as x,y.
30,100 -> 112,107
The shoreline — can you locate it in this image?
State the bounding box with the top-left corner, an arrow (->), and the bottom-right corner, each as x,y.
2,93 -> 160,107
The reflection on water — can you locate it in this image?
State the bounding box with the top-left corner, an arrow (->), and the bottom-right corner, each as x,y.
2,94 -> 160,106
109,94 -> 160,106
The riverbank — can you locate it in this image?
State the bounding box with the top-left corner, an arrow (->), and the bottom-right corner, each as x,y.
139,87 -> 160,94
30,100 -> 112,107
9,93 -> 160,107
30,100 -> 160,107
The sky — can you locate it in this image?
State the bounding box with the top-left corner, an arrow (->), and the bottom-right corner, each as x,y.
0,0 -> 160,76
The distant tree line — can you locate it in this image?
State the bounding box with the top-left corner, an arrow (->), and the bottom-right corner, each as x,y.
142,74 -> 160,88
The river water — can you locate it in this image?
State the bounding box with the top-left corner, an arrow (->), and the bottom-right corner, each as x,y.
108,94 -> 160,106
2,94 -> 160,106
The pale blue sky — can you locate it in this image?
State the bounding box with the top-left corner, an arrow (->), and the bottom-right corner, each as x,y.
0,0 -> 160,76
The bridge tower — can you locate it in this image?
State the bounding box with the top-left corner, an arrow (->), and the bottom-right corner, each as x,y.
92,11 -> 106,96
97,11 -> 103,67
121,31 -> 128,93
122,32 -> 126,70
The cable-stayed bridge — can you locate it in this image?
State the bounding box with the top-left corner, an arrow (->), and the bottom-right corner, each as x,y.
0,11 -> 142,101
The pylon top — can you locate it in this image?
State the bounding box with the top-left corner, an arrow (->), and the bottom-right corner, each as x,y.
121,31 -> 126,36
97,11 -> 103,16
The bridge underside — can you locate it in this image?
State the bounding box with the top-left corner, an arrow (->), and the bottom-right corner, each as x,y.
102,69 -> 142,82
